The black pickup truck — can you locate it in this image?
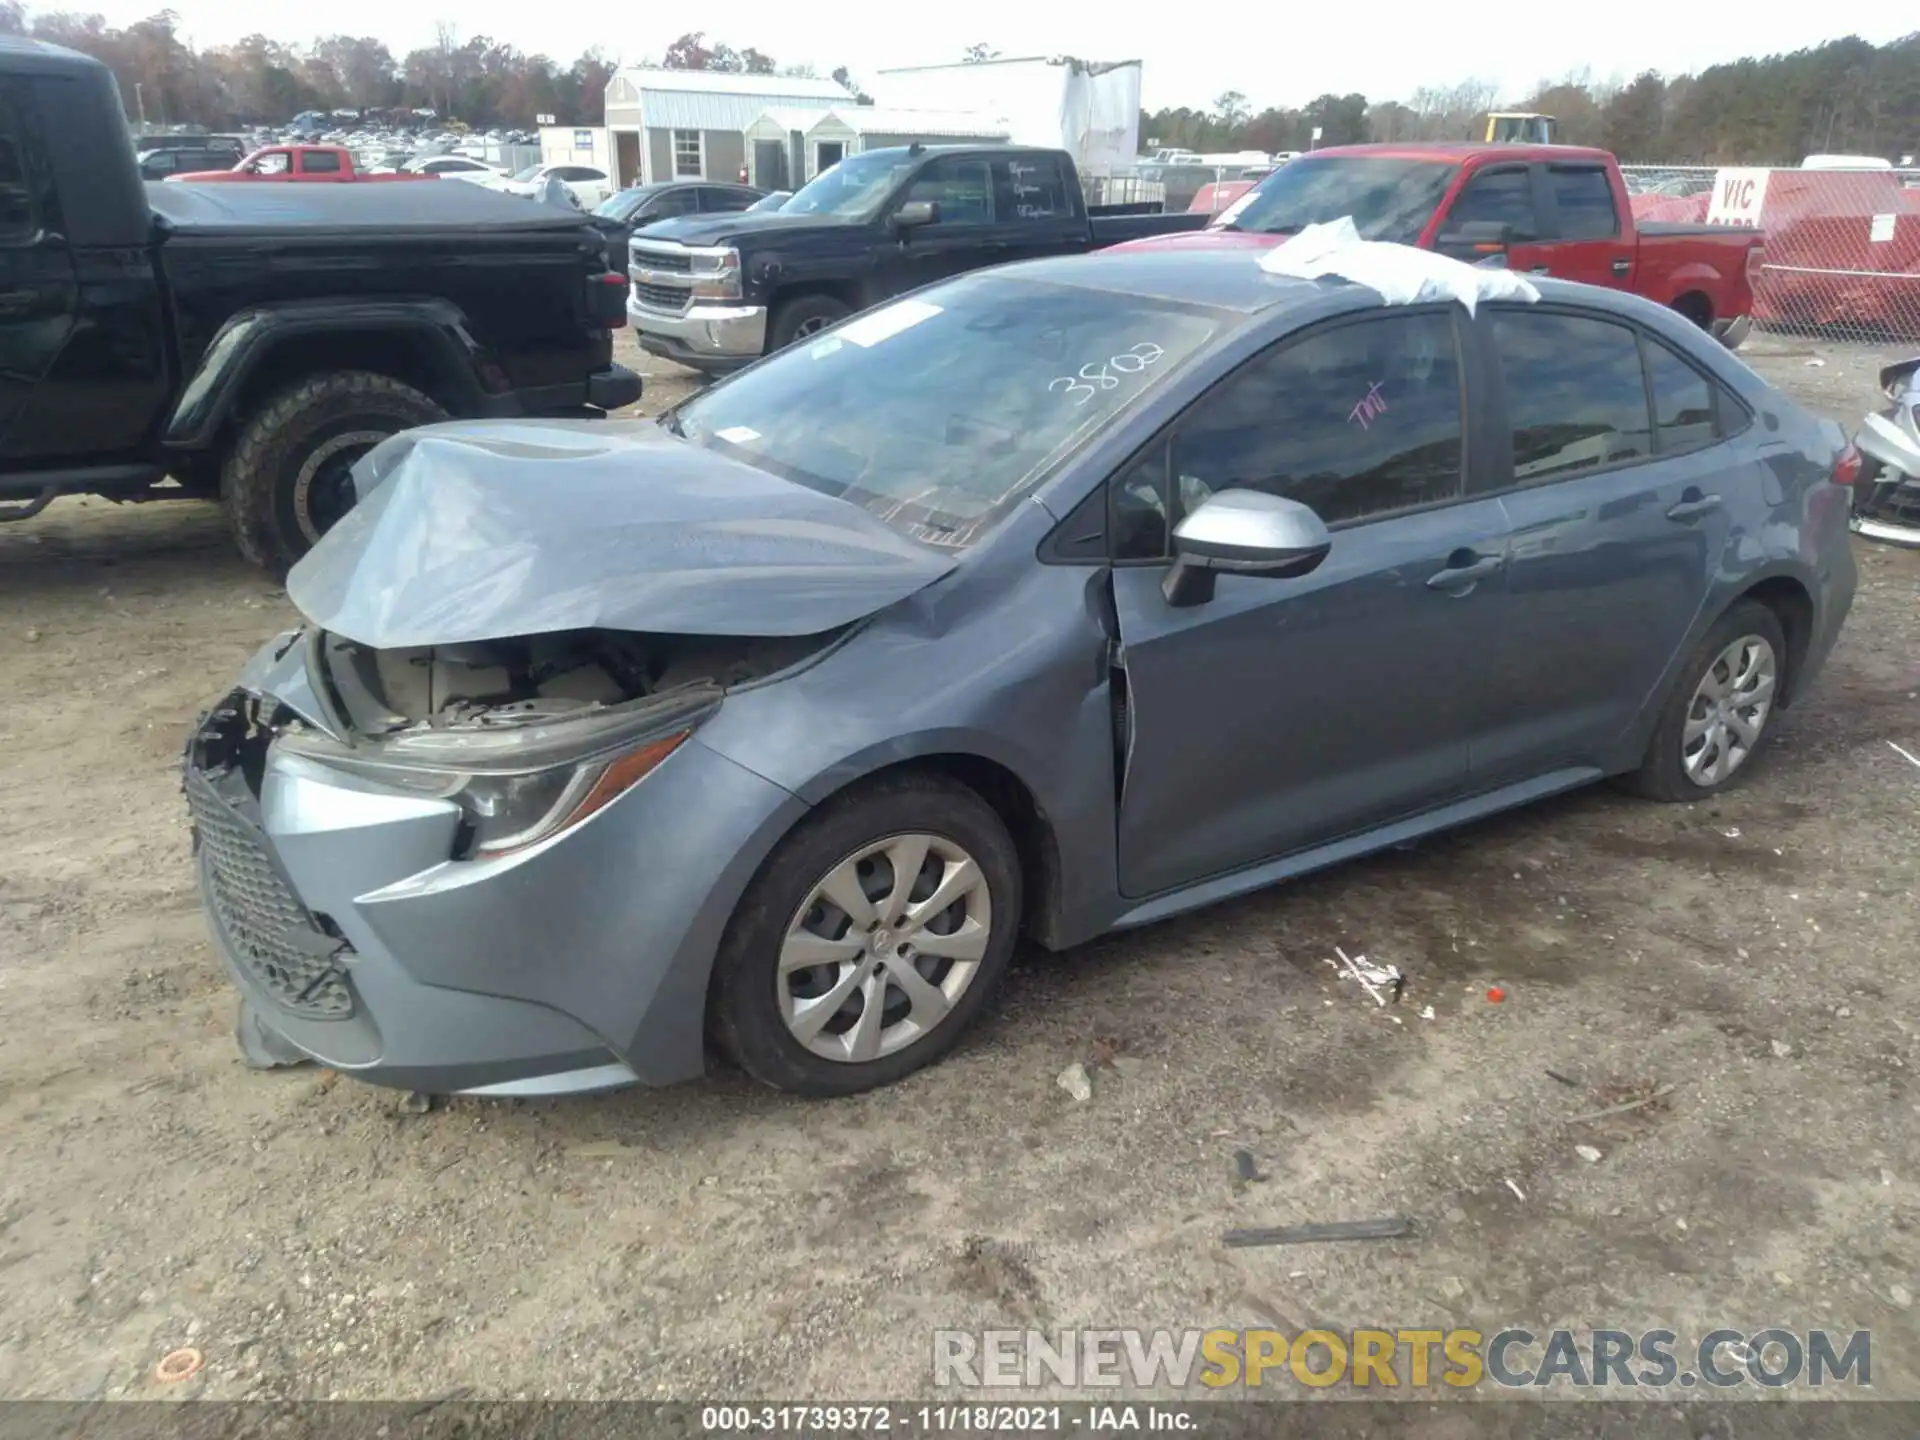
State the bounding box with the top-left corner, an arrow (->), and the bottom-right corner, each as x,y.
0,38 -> 639,571
626,144 -> 1210,372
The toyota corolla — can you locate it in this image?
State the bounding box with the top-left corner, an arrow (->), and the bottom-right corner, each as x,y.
185,247 -> 1856,1098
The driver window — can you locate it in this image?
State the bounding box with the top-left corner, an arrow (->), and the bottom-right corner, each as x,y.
902,158 -> 994,225
1446,166 -> 1539,240
1169,311 -> 1467,530
251,153 -> 290,176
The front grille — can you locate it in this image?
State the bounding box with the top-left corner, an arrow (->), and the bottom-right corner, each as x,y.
186,767 -> 354,1020
630,244 -> 692,273
1858,471 -> 1920,529
632,279 -> 691,313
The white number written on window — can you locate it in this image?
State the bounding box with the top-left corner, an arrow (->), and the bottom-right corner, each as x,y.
1047,342 -> 1167,407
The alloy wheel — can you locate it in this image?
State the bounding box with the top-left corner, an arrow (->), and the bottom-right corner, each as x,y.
1682,634 -> 1777,786
776,833 -> 993,1063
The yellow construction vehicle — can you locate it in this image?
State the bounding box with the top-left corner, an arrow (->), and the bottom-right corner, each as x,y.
1485,112 -> 1555,144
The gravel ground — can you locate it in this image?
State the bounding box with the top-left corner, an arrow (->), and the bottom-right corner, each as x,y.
0,329 -> 1915,1403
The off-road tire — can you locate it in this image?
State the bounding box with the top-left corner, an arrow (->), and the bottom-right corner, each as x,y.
1624,600 -> 1787,802
768,294 -> 851,351
221,371 -> 444,574
709,773 -> 1023,1097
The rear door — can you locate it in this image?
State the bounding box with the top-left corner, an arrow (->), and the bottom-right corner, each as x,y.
0,78 -> 78,463
1540,162 -> 1635,289
1110,307 -> 1512,896
1469,306 -> 1741,782
988,153 -> 1089,262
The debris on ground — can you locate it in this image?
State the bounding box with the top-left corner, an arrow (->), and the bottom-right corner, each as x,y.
1089,1035 -> 1122,1070
1222,1216 -> 1411,1247
1234,1149 -> 1265,1183
1545,1069 -> 1582,1087
569,1141 -> 642,1159
1771,1039 -> 1795,1059
1505,1178 -> 1527,1201
1324,946 -> 1404,1007
1487,986 -> 1507,1003
1056,1063 -> 1093,1103
1574,1145 -> 1603,1164
153,1348 -> 202,1384
1887,740 -> 1920,771
1569,1082 -> 1677,1124
397,1091 -> 434,1116
1419,1005 -> 1435,1021
1891,1284 -> 1913,1310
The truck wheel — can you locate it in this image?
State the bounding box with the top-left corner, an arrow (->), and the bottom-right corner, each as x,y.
769,295 -> 850,351
222,371 -> 444,573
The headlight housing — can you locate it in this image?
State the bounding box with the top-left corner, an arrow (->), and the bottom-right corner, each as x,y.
688,246 -> 742,301
277,694 -> 715,859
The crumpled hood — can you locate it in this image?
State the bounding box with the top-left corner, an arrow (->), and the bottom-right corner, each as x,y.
285,419 -> 956,649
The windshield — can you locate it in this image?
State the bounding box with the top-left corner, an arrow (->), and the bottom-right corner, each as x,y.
594,189 -> 647,219
1225,156 -> 1459,243
669,273 -> 1225,549
512,164 -> 544,182
779,150 -> 916,217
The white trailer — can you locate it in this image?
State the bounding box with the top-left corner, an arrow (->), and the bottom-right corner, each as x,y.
869,56 -> 1142,174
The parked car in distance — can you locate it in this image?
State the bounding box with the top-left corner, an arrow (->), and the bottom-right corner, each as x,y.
747,191 -> 792,212
1188,165 -> 1274,216
165,144 -> 437,183
626,143 -> 1211,372
0,38 -> 640,571
490,162 -> 614,208
403,154 -> 504,181
193,245 -> 1856,1101
138,141 -> 244,179
1148,143 -> 1766,346
588,180 -> 763,270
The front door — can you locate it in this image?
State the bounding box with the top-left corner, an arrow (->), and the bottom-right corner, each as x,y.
1110,308 -> 1511,898
1468,306 -> 1738,781
0,80 -> 77,463
1436,163 -> 1555,276
875,155 -> 1002,300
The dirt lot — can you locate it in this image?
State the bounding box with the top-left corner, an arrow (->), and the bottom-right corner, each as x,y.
0,331 -> 1915,1403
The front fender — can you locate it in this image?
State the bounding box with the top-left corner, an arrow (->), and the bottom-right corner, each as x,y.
164,297 -> 492,448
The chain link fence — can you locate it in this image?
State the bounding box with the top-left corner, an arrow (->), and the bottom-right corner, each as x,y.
1624,164 -> 1920,343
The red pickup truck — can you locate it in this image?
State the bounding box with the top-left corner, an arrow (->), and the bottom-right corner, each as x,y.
165,145 -> 436,184
1132,143 -> 1765,346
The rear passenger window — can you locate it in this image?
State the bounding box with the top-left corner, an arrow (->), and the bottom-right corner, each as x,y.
1449,167 -> 1538,240
1491,311 -> 1651,483
1549,167 -> 1618,239
995,155 -> 1071,220
1172,311 -> 1466,528
0,87 -> 37,240
302,151 -> 341,174
1643,339 -> 1717,453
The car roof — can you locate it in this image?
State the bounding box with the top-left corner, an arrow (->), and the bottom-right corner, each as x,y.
987,249 -> 1687,331
1303,141 -> 1617,165
0,35 -> 105,77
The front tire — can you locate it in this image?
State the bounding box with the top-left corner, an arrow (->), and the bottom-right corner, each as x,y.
1626,600 -> 1786,801
709,773 -> 1022,1097
222,371 -> 445,574
768,294 -> 850,351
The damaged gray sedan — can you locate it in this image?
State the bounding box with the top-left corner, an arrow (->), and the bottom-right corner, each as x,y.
187,250 -> 1855,1097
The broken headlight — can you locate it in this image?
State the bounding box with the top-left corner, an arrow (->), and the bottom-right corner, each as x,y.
276,695 -> 715,859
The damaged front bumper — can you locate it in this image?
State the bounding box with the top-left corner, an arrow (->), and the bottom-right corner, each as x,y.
185,645 -> 806,1096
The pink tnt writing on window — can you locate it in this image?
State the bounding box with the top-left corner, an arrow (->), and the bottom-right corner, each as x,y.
1349,382 -> 1388,430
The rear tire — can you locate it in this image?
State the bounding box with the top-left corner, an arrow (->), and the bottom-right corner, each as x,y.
221,371 -> 445,574
768,294 -> 850,351
1625,600 -> 1786,802
709,773 -> 1022,1097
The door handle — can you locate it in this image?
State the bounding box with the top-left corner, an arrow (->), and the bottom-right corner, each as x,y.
1426,554 -> 1505,592
1611,258 -> 1632,277
1666,493 -> 1723,522
1527,265 -> 1551,275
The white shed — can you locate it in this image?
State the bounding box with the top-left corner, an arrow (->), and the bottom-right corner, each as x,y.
870,57 -> 1141,173
746,107 -> 1012,188
601,68 -> 852,188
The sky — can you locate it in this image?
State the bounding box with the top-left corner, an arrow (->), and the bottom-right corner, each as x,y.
78,0 -> 1910,112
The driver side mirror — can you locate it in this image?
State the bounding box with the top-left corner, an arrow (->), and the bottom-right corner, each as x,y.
1434,219 -> 1512,259
891,199 -> 939,232
1162,489 -> 1332,608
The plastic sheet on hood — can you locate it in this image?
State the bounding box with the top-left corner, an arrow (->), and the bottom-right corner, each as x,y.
1257,217 -> 1541,313
286,420 -> 957,650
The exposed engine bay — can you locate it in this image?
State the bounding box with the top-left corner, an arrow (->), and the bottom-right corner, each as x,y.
319,626 -> 841,736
